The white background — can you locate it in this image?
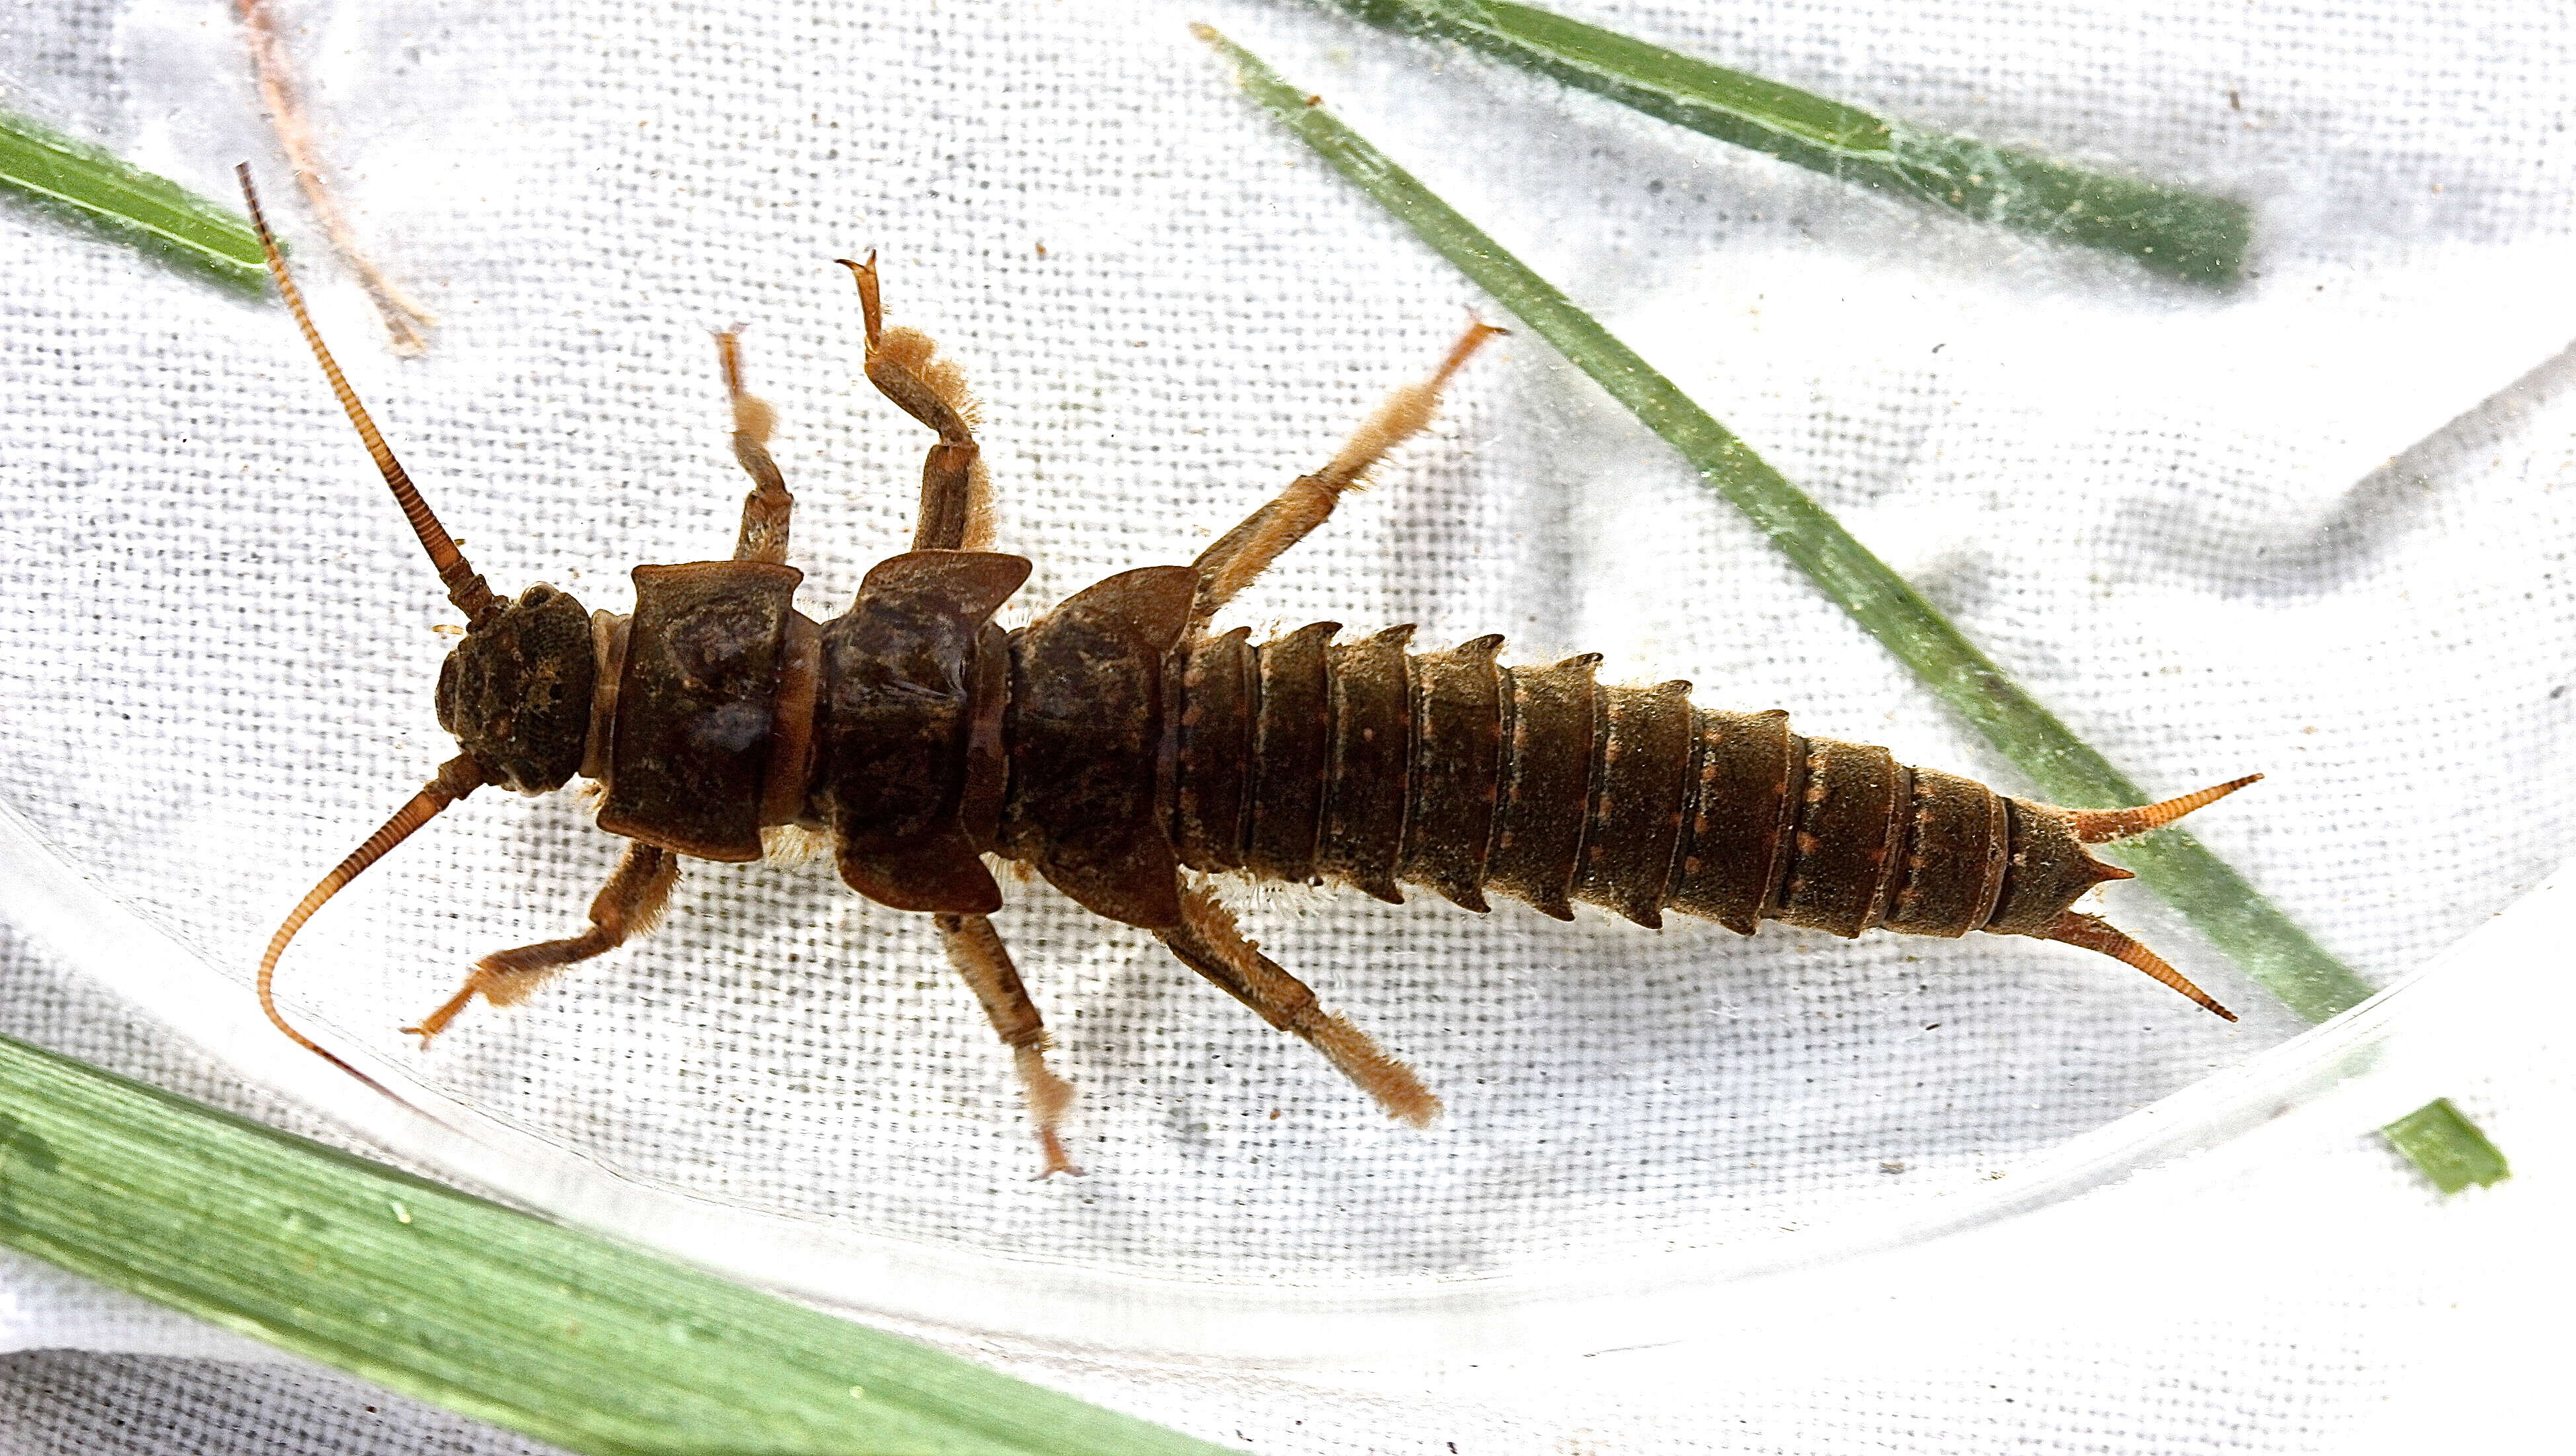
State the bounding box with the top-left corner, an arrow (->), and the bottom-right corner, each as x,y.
2,0 -> 2571,1450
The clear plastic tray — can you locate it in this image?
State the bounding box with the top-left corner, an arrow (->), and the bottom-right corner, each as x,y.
6,0 -> 2570,1377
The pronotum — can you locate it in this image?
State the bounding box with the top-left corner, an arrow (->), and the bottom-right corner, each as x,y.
245,170 -> 2255,1176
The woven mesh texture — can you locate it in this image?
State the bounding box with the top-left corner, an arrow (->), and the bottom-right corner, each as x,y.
3,0 -> 2572,1449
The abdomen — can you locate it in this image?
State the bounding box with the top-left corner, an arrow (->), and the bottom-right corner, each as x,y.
1173,624 -> 2058,944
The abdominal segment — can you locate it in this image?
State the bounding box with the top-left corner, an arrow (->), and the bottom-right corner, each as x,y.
1168,623 -> 2103,945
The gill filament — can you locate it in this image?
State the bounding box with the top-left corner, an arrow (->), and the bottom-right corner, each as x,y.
2071,775 -> 2264,844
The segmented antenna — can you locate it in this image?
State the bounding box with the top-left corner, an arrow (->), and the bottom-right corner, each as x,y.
236,165 -> 497,622
257,755 -> 485,1092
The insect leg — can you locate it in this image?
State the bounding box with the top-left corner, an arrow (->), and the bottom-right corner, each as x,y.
933,912 -> 1082,1178
1154,878 -> 1439,1126
715,331 -> 793,564
836,254 -> 992,552
403,840 -> 680,1046
1189,318 -> 1505,626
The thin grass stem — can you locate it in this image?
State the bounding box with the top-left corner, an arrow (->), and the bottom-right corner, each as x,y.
0,1030 -> 1241,1455
1311,0 -> 2250,284
0,108 -> 267,296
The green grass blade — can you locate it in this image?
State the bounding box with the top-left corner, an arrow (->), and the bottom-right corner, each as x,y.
0,107 -> 268,296
0,1030 -> 1240,1456
1311,0 -> 2249,284
1197,26 -> 2498,1185
2380,1098 -> 2510,1195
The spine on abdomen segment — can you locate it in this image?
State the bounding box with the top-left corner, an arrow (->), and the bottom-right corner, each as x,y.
1172,624 -> 2099,943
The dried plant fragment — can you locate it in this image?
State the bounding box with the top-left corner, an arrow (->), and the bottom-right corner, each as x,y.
237,0 -> 437,354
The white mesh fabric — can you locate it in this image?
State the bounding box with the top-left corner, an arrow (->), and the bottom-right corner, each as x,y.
3,0 -> 2571,1450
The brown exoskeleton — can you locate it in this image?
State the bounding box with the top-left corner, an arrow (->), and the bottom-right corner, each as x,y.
245,169 -> 2255,1176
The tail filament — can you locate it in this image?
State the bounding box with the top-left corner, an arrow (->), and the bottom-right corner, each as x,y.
2072,775 -> 2263,844
2040,910 -> 2237,1022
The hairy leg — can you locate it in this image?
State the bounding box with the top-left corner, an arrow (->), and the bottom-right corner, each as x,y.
838,254 -> 993,553
406,841 -> 679,1045
934,912 -> 1082,1177
1189,319 -> 1504,626
715,331 -> 794,564
1154,878 -> 1437,1126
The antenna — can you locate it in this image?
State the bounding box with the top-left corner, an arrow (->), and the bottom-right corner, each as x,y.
237,165 -> 497,622
257,755 -> 485,1092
